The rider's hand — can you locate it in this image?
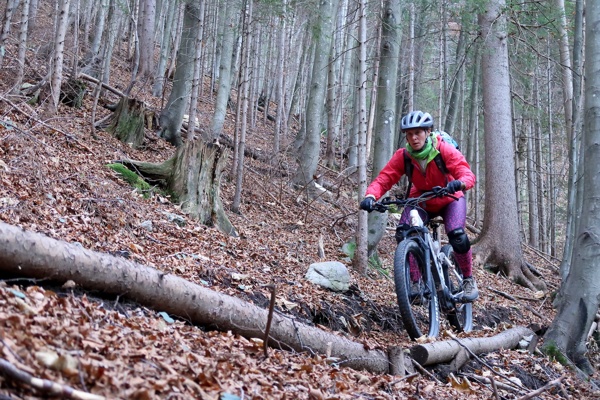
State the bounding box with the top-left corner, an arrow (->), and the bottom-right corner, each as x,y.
360,196 -> 376,212
446,180 -> 464,194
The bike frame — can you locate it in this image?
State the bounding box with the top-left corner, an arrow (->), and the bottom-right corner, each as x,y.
406,218 -> 457,312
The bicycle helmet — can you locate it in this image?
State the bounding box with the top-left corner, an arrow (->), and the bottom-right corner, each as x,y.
401,111 -> 434,131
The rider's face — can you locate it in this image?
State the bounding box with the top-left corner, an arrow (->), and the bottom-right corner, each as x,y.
405,128 -> 428,151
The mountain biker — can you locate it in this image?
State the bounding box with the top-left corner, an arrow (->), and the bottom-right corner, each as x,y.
359,110 -> 478,302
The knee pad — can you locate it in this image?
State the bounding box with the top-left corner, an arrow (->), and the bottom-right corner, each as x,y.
395,223 -> 410,243
447,228 -> 470,254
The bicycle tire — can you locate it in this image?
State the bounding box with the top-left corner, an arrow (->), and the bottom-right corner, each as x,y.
394,239 -> 439,340
441,244 -> 473,333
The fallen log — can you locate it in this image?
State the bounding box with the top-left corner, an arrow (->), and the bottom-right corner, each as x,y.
0,222 -> 390,374
410,326 -> 534,366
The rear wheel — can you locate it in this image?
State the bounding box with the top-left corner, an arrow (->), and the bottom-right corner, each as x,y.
441,244 -> 473,332
394,239 -> 439,340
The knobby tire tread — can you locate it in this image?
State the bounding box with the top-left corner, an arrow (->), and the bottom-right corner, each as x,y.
394,239 -> 439,340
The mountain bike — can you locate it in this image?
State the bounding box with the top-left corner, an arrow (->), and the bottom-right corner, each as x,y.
372,187 -> 473,340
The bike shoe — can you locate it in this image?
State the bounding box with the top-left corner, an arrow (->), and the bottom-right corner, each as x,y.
461,277 -> 479,303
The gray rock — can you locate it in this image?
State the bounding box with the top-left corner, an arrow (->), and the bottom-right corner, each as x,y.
305,261 -> 351,292
140,220 -> 153,232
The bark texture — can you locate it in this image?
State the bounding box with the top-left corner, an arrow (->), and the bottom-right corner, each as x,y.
0,222 -> 391,374
122,140 -> 236,236
367,0 -> 402,255
107,97 -> 146,149
543,0 -> 600,375
474,0 -> 545,292
411,326 -> 533,366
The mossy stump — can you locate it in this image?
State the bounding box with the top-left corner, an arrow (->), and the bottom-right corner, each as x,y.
107,97 -> 146,149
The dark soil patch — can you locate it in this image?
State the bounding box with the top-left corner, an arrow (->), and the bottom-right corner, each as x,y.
474,303 -> 522,329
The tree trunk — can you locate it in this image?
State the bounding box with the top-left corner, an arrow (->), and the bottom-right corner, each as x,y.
474,0 -> 545,292
88,0 -> 108,62
48,0 -> 71,114
231,0 -> 252,213
411,326 -> 534,366
543,0 -> 600,375
152,0 -> 176,97
291,0 -> 338,189
12,0 -> 30,92
367,0 -> 402,256
159,1 -> 198,147
353,0 -> 368,275
558,0 -> 581,278
0,221 -> 390,374
273,1 -> 287,157
106,97 -> 146,149
0,0 -> 19,67
210,0 -> 236,140
136,0 -> 156,80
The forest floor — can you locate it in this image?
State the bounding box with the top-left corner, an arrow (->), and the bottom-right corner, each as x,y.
1,11 -> 600,400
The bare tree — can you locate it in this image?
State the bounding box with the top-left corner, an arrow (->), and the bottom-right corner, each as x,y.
12,0 -> 30,92
136,0 -> 156,79
474,0 -> 545,291
159,1 -> 197,147
231,0 -> 253,213
542,0 -> 600,375
0,0 -> 19,67
291,0 -> 338,191
47,0 -> 71,114
557,0 -> 581,278
152,0 -> 177,97
210,0 -> 237,140
353,0 -> 368,275
366,0 -> 402,255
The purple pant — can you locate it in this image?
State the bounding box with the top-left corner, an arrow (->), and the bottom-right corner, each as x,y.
399,197 -> 473,280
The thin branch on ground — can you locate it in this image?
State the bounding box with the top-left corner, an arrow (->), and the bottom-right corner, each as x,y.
0,358 -> 105,400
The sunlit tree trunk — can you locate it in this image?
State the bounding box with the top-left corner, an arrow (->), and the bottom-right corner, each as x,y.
353,0 -> 368,275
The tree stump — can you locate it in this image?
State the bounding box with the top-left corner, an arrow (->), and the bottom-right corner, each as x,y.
120,140 -> 236,236
107,97 -> 146,149
59,78 -> 87,108
168,140 -> 236,235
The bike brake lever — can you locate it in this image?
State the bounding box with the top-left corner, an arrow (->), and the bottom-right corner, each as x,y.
373,203 -> 388,213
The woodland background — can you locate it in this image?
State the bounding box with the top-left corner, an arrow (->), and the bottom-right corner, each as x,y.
0,0 -> 599,399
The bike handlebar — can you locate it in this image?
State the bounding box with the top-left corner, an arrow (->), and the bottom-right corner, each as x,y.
372,186 -> 458,213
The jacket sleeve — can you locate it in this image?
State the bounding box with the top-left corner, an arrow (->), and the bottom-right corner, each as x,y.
441,143 -> 476,190
365,148 -> 407,199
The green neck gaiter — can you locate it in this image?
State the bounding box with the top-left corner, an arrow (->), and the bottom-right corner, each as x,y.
406,134 -> 439,162
406,134 -> 440,165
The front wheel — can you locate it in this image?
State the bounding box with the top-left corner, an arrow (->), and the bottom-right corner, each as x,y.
394,239 -> 439,340
441,244 -> 473,333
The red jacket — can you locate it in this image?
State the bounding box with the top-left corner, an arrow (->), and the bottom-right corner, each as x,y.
365,139 -> 476,213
